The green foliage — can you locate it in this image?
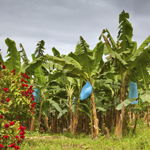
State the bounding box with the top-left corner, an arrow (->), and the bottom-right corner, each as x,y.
0,69 -> 35,121
34,40 -> 45,58
0,64 -> 35,148
116,98 -> 137,110
19,43 -> 30,66
52,47 -> 60,57
32,54 -> 46,86
4,38 -> 21,74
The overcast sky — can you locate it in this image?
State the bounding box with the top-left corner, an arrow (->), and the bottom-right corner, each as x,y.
1,0 -> 150,62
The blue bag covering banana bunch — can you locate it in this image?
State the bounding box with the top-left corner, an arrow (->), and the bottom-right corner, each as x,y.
33,88 -> 40,102
129,81 -> 138,104
80,81 -> 92,100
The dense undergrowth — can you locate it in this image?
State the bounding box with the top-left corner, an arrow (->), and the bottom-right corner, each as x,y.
18,118 -> 150,150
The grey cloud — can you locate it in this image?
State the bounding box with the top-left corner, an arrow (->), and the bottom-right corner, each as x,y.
1,0 -> 150,61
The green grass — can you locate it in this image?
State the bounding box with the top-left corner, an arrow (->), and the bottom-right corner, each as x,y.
19,119 -> 150,150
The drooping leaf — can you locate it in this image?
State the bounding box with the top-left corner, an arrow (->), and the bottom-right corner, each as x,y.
141,91 -> 150,103
47,99 -> 62,113
25,55 -> 46,74
48,72 -> 63,82
128,47 -> 150,71
96,107 -> 106,112
116,98 -> 137,110
136,64 -> 150,91
133,36 -> 150,57
57,109 -> 68,119
45,54 -> 87,79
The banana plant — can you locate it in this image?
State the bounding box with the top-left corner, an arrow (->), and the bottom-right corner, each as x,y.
38,37 -> 107,138
100,10 -> 150,138
64,77 -> 75,133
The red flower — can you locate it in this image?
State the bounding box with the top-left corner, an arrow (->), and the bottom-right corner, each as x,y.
4,108 -> 7,111
3,88 -> 9,92
20,135 -> 25,139
6,98 -> 10,102
0,62 -> 1,65
4,123 -> 9,128
31,102 -> 36,107
16,116 -> 19,119
20,131 -> 25,135
26,76 -> 29,79
0,138 -> 2,140
17,140 -> 20,143
23,75 -> 26,78
11,69 -> 16,73
18,125 -> 26,131
25,84 -> 28,87
24,80 -> 27,83
12,81 -> 15,83
14,145 -> 20,150
0,144 -> 4,148
8,143 -> 15,148
0,115 -> 3,118
13,73 -> 15,75
2,65 -> 6,69
10,122 -> 15,126
21,84 -> 25,87
3,135 -> 9,139
16,135 -> 19,139
21,79 -> 24,82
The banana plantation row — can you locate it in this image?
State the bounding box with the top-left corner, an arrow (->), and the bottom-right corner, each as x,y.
1,10 -> 150,139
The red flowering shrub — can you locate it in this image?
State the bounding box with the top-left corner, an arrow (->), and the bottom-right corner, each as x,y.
4,123 -> 9,128
0,62 -> 36,149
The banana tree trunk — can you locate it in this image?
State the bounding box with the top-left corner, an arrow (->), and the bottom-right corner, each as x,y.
114,74 -> 127,138
59,117 -> 64,133
72,97 -> 80,134
91,88 -> 99,138
98,111 -> 103,133
54,110 -> 58,133
30,107 -> 36,131
69,94 -> 73,134
44,113 -> 50,132
85,114 -> 90,135
50,110 -> 58,133
38,98 -> 43,133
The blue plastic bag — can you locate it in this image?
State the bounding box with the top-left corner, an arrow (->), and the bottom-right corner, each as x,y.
129,82 -> 138,104
80,81 -> 92,100
33,88 -> 40,102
